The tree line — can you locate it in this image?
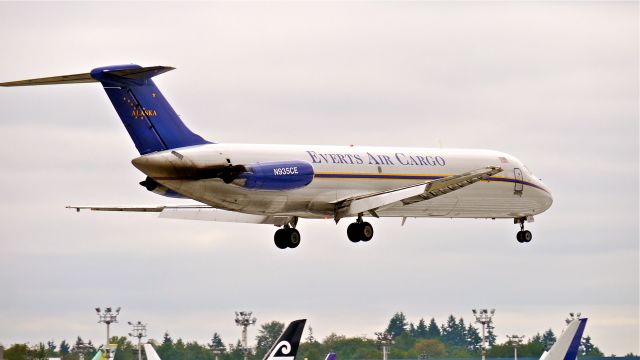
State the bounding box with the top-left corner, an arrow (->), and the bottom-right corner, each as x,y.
4,312 -> 631,360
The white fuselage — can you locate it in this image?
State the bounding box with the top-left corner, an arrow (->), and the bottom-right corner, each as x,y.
135,143 -> 553,220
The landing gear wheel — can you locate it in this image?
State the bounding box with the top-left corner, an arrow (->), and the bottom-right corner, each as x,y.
287,228 -> 301,248
274,229 -> 288,249
521,230 -> 532,243
347,223 -> 361,242
360,222 -> 374,242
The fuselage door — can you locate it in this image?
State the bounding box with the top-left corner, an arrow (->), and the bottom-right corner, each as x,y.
514,168 -> 524,195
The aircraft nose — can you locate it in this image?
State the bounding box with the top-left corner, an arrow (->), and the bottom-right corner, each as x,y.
533,178 -> 553,212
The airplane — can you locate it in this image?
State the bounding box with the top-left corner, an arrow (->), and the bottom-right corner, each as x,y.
142,319 -> 306,360
262,319 -> 307,360
539,317 -> 588,360
0,65 -> 553,249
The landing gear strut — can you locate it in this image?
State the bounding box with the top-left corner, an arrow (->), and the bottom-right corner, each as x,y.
347,214 -> 374,243
515,218 -> 532,243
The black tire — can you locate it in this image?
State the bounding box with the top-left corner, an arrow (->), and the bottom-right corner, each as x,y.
516,231 -> 524,243
288,229 -> 301,248
274,229 -> 288,249
522,230 -> 532,243
361,222 -> 374,242
347,223 -> 361,242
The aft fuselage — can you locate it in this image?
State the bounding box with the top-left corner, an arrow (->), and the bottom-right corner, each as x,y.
132,143 -> 553,220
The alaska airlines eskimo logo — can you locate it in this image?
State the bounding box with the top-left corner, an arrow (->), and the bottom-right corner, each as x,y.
266,341 -> 294,360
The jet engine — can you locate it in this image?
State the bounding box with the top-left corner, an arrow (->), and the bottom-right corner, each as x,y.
139,177 -> 186,198
232,161 -> 314,191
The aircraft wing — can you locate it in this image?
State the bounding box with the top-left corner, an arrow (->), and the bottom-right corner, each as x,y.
333,166 -> 502,220
67,205 -> 292,226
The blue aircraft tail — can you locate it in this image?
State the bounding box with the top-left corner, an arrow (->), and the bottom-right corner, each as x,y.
0,64 -> 210,155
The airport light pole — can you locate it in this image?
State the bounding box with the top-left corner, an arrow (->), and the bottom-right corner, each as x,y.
472,309 -> 495,360
96,307 -> 120,360
566,312 -> 582,324
375,332 -> 394,360
128,321 -> 147,360
235,311 -> 257,360
506,335 -> 525,360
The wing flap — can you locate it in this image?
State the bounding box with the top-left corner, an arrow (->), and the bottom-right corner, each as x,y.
334,166 -> 502,220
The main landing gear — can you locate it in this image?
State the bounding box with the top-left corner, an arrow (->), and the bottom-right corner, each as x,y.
516,218 -> 532,243
274,226 -> 301,249
347,214 -> 374,243
274,217 -> 300,249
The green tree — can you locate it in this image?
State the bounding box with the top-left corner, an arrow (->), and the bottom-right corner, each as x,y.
255,321 -> 285,359
542,329 -> 556,351
415,319 -> 428,339
4,344 -> 29,360
426,318 -> 441,339
34,343 -> 47,360
465,324 -> 481,352
386,312 -> 408,337
486,321 -> 497,347
46,341 -> 57,357
157,332 -> 174,360
581,336 -> 603,357
209,333 -> 226,353
440,315 -> 458,344
59,341 -> 71,356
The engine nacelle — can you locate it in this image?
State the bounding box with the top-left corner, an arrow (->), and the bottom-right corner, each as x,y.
233,161 -> 314,191
140,177 -> 187,198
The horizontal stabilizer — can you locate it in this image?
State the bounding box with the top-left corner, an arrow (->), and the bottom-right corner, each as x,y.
67,205 -> 293,226
0,66 -> 174,86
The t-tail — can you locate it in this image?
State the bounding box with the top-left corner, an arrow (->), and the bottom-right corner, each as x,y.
263,319 -> 307,360
540,318 -> 588,360
0,65 -> 210,155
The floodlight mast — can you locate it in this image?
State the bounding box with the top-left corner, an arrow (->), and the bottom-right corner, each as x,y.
128,321 -> 147,360
472,308 -> 495,360
506,335 -> 525,360
235,311 -> 257,360
566,312 -> 582,324
375,332 -> 394,360
96,307 -> 121,360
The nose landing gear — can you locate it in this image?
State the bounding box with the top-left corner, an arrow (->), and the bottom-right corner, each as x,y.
347,214 -> 374,243
515,218 -> 532,243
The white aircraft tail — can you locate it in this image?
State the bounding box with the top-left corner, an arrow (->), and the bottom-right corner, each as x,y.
144,344 -> 163,360
541,318 -> 587,360
91,344 -> 117,360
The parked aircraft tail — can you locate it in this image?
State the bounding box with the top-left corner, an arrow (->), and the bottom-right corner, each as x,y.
91,344 -> 117,360
144,343 -> 163,360
262,319 -> 307,360
0,65 -> 210,154
540,318 -> 587,360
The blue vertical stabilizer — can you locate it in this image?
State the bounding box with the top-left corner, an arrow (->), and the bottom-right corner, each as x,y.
90,65 -> 210,154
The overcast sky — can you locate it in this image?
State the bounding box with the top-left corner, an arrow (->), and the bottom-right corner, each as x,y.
0,1 -> 638,356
